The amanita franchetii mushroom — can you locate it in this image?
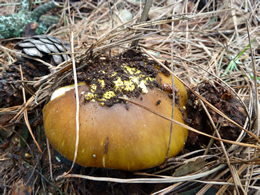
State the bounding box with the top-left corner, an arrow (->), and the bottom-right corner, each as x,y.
43,55 -> 188,171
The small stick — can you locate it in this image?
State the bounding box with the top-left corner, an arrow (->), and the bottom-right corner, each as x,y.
131,0 -> 153,47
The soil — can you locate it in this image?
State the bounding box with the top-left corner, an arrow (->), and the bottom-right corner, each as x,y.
185,81 -> 247,147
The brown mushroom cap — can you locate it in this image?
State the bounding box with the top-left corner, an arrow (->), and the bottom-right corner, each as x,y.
43,74 -> 188,171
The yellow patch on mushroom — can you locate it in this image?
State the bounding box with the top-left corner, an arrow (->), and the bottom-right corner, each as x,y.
90,84 -> 97,93
111,72 -> 117,77
98,79 -> 105,88
123,80 -> 135,91
113,77 -> 124,91
84,64 -> 155,105
123,65 -> 141,75
85,92 -> 94,101
103,91 -> 116,99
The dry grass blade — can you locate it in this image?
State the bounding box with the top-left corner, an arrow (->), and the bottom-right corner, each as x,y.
19,65 -> 42,153
46,138 -> 53,182
246,21 -> 259,136
163,18 -> 176,167
10,95 -> 35,122
217,164 -> 250,194
66,32 -> 80,175
59,164 -> 226,183
244,20 -> 259,194
0,105 -> 21,113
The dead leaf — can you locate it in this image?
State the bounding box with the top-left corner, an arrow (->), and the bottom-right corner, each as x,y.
172,158 -> 207,177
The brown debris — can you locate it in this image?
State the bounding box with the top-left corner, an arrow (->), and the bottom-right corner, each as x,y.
186,81 -> 247,145
0,60 -> 50,107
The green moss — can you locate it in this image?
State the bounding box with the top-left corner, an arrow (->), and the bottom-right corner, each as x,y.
0,1 -> 58,39
0,11 -> 34,38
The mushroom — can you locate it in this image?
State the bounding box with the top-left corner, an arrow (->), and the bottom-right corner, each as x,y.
43,59 -> 188,171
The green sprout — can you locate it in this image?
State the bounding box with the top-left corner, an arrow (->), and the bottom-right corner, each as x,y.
221,38 -> 256,77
